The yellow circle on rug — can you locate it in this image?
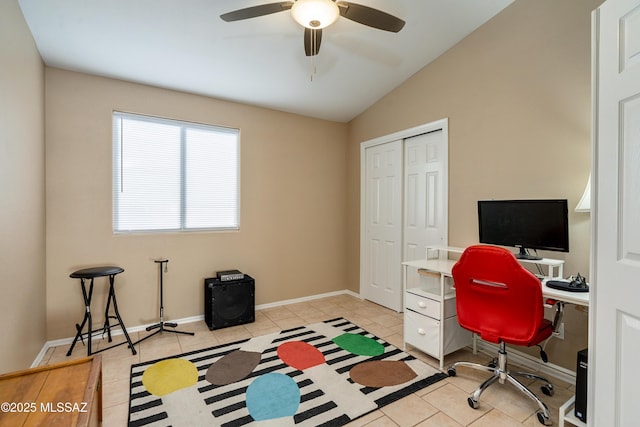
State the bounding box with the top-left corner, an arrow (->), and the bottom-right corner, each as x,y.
142,358 -> 198,396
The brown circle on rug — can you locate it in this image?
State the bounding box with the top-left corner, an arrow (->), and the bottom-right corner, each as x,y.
206,349 -> 262,385
349,360 -> 417,387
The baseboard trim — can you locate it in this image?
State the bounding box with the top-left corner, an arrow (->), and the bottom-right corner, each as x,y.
32,289 -> 361,367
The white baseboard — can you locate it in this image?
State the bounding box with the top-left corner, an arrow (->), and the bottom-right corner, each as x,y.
254,289 -> 361,310
32,289 -> 361,367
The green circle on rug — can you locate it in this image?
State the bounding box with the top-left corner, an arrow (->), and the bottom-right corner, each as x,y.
332,333 -> 384,356
142,358 -> 198,396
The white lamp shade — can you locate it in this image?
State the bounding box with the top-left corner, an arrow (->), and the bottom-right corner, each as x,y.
575,175 -> 591,212
291,0 -> 340,29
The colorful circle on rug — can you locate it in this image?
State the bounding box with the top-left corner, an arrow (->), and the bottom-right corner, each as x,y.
349,360 -> 418,387
332,333 -> 384,356
246,372 -> 300,421
277,341 -> 326,370
206,349 -> 262,385
142,358 -> 198,396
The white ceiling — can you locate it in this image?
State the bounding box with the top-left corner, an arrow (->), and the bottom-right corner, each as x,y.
18,0 -> 513,122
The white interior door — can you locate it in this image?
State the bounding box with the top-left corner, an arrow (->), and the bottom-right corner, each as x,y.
362,140 -> 403,311
591,0 -> 640,424
404,131 -> 448,290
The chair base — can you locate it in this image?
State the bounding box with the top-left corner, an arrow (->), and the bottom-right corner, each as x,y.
447,342 -> 553,426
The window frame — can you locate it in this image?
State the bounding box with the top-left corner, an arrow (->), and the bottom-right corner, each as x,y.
112,111 -> 240,234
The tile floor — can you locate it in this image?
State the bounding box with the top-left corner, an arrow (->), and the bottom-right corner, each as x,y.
40,294 -> 575,426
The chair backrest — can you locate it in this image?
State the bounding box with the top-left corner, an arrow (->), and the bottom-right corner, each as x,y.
452,245 -> 546,345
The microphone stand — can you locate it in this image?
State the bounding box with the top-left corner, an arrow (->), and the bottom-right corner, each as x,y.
134,259 -> 194,345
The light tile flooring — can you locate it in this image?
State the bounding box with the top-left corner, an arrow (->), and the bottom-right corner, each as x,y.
40,294 -> 575,426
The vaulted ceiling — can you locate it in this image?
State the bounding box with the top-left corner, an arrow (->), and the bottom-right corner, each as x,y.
19,0 -> 513,122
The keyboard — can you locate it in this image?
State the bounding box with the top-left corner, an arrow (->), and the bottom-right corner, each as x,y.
546,279 -> 589,293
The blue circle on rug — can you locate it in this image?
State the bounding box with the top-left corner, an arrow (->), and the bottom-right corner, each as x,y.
246,372 -> 300,421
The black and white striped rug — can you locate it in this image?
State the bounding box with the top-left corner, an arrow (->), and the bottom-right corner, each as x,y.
128,317 -> 447,427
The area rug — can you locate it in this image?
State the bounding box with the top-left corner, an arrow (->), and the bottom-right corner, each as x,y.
128,317 -> 447,426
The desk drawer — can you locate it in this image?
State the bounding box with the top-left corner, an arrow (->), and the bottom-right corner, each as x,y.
404,310 -> 472,359
405,291 -> 457,320
404,309 -> 440,358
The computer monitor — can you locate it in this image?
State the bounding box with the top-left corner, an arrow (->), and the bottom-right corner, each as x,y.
477,199 -> 569,260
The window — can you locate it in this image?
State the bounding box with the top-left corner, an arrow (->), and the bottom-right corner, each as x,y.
113,112 -> 239,233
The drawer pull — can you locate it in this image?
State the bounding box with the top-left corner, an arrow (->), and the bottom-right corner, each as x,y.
418,301 -> 427,308
417,328 -> 426,335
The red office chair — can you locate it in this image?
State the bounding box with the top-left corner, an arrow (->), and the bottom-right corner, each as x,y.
447,245 -> 554,426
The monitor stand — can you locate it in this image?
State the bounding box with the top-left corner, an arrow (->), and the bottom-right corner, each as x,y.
515,246 -> 542,260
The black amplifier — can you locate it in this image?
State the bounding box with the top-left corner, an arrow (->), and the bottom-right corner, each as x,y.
204,275 -> 255,330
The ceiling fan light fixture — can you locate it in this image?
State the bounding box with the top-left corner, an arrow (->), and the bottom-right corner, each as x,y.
291,0 -> 339,29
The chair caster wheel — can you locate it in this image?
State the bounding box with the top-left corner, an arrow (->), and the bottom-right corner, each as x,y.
541,383 -> 554,396
536,411 -> 552,425
447,368 -> 456,377
467,397 -> 479,409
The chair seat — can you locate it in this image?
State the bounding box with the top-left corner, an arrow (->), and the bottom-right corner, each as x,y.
478,318 -> 553,347
525,318 -> 553,346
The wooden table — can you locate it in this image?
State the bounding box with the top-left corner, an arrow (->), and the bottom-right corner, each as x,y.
0,356 -> 102,426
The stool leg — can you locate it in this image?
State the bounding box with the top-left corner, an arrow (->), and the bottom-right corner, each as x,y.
103,284 -> 114,343
107,274 -> 137,355
67,278 -> 94,356
67,316 -> 87,356
87,278 -> 94,356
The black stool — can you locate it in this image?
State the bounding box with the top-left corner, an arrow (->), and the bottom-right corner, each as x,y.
67,266 -> 137,356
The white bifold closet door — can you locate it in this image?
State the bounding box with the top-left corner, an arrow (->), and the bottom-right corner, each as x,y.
403,131 -> 448,292
363,139 -> 404,311
362,124 -> 448,311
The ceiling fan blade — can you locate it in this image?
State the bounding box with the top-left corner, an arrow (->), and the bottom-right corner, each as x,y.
304,28 -> 322,56
220,2 -> 293,22
337,2 -> 405,32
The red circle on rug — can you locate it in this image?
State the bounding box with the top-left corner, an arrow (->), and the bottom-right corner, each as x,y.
277,341 -> 326,370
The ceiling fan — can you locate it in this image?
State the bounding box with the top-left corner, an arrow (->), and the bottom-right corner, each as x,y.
220,0 -> 405,57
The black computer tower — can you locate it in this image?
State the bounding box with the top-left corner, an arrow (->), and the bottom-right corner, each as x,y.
575,348 -> 588,422
204,275 -> 255,330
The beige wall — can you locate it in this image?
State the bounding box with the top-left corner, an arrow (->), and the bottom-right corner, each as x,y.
347,0 -> 602,370
45,69 -> 348,340
3,0 -> 600,373
0,0 -> 46,373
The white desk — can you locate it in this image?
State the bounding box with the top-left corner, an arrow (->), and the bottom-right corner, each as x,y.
424,246 -> 565,280
401,253 -> 590,362
402,258 -> 472,370
542,282 -> 589,307
405,249 -> 589,307
403,250 -> 589,427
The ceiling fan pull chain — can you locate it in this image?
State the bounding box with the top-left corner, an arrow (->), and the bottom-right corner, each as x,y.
310,30 -> 317,81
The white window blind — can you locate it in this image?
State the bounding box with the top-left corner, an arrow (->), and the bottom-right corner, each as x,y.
113,112 -> 239,233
